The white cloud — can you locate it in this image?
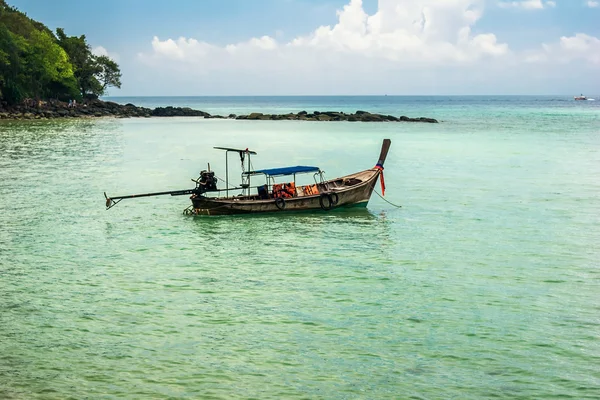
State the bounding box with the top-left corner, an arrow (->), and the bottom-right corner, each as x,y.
498,0 -> 555,9
150,36 -> 215,60
586,1 -> 599,7
227,35 -> 278,53
539,33 -> 600,64
143,0 -> 508,68
132,0 -> 599,95
92,46 -> 120,62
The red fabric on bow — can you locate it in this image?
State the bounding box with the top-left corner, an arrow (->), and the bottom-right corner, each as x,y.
374,165 -> 385,196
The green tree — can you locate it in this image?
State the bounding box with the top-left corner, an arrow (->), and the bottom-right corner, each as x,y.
95,54 -> 121,93
0,27 -> 12,98
56,29 -> 122,97
0,1 -> 121,104
0,23 -> 28,103
56,27 -> 100,97
25,29 -> 79,99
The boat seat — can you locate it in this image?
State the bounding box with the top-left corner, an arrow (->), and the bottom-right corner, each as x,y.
257,184 -> 270,199
343,178 -> 362,186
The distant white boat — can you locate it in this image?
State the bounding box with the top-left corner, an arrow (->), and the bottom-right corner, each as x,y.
574,94 -> 587,101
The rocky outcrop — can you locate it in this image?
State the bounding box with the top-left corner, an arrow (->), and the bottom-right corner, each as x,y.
236,110 -> 438,123
150,106 -> 211,118
0,99 -> 152,120
0,100 -> 438,123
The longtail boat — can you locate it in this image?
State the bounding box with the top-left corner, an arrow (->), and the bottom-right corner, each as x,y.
104,139 -> 391,215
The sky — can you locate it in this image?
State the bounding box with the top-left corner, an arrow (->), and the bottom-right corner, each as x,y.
10,0 -> 600,95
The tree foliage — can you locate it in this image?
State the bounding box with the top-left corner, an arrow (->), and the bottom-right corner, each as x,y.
0,0 -> 121,105
56,28 -> 100,97
25,30 -> 79,99
95,55 -> 121,91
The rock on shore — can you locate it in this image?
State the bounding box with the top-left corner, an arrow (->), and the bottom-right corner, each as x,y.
0,100 -> 438,123
236,110 -> 438,123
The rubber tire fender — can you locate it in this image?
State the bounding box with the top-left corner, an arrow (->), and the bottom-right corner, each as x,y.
319,193 -> 333,210
275,197 -> 286,210
329,192 -> 339,206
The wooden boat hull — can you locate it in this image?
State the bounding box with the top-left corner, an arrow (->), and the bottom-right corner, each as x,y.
190,168 -> 381,215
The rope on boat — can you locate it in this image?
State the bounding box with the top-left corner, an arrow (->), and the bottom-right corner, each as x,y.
374,190 -> 402,208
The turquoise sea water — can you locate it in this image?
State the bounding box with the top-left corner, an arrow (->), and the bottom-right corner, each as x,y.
1,96 -> 599,399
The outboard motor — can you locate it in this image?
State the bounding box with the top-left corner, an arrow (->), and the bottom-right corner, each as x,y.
195,170 -> 218,194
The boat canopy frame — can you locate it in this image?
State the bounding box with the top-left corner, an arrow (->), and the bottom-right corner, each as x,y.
243,165 -> 320,177
243,165 -> 325,194
213,146 -> 257,197
213,148 -> 326,198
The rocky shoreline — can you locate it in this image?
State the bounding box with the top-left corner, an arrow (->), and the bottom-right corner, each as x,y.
0,99 -> 438,123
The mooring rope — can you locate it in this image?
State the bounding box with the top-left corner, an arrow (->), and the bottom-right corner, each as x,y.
374,190 -> 402,208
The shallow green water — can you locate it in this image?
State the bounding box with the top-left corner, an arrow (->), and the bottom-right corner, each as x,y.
1,101 -> 599,398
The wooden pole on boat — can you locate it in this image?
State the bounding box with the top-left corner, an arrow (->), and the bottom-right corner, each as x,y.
377,139 -> 392,167
374,139 -> 391,196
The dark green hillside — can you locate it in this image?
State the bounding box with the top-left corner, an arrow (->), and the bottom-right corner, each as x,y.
0,0 -> 120,105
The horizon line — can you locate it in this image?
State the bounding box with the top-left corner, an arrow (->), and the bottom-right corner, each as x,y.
102,94 -> 592,98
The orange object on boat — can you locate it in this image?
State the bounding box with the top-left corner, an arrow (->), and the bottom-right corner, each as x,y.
301,184 -> 320,196
374,164 -> 385,196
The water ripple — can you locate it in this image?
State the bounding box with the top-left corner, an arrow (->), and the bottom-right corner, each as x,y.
1,114 -> 599,399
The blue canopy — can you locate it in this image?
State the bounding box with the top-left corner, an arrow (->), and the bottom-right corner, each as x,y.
244,165 -> 320,177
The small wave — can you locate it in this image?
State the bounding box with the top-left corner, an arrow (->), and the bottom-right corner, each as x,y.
586,98 -> 595,101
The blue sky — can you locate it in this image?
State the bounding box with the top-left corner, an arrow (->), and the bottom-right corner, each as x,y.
10,0 -> 600,95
